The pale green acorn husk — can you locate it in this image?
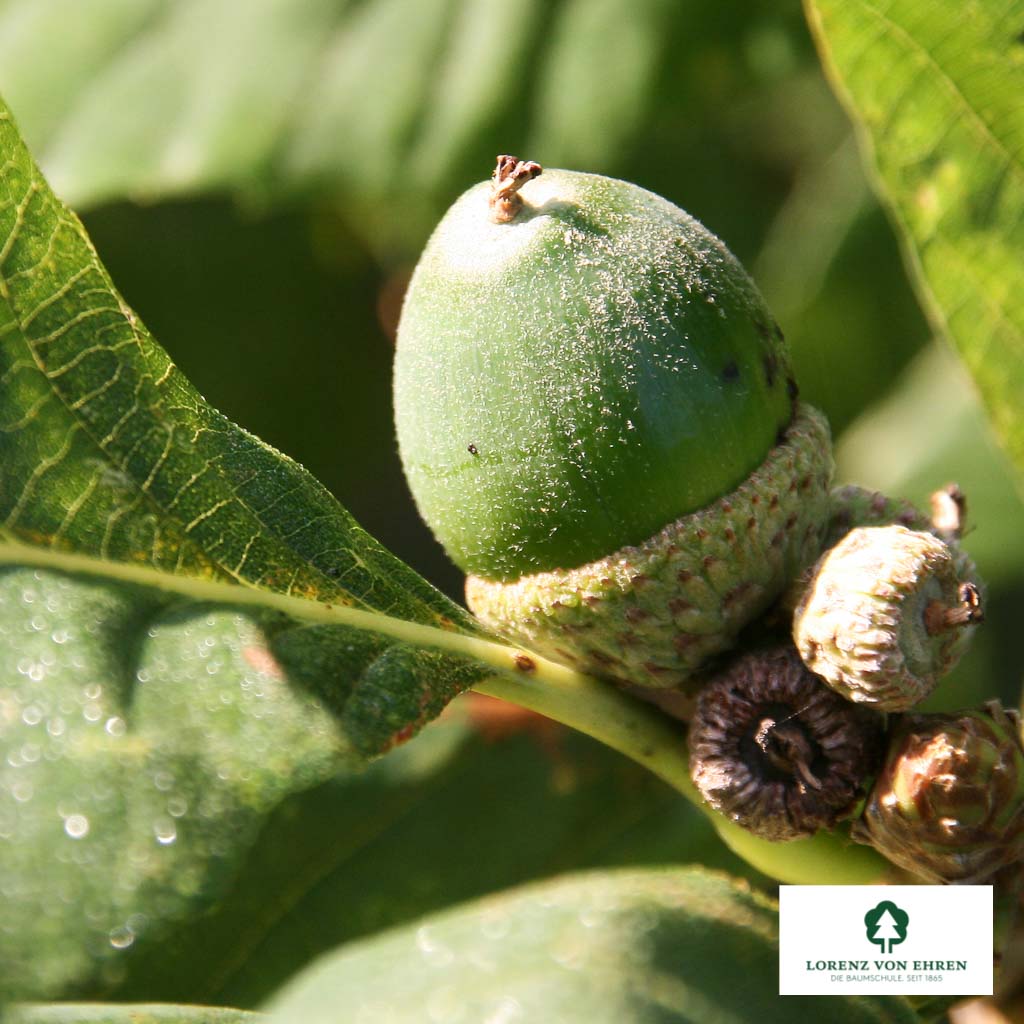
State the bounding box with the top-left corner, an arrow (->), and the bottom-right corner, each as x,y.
780,484 -> 977,617
466,403 -> 833,692
825,485 -> 925,545
793,523 -> 980,711
825,483 -> 976,581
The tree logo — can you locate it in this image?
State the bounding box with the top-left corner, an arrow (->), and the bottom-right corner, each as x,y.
865,900 -> 909,954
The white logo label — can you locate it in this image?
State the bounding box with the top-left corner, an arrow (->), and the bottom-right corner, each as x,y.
778,885 -> 993,995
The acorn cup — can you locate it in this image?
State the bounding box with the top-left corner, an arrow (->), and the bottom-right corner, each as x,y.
823,482 -> 977,581
394,157 -> 833,691
792,523 -> 983,711
688,646 -> 884,841
825,484 -> 929,547
853,701 -> 1024,883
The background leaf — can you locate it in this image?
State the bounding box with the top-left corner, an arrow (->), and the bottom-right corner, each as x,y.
0,90 -> 467,627
100,699 -> 759,1008
0,0 -> 737,254
265,867 -> 919,1024
806,0 -> 1024,483
0,558 -> 754,1007
0,93 -> 497,1005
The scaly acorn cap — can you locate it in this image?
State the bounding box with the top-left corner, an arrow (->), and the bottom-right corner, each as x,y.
852,701 -> 1024,883
396,157 -> 834,689
689,646 -> 884,841
825,483 -> 977,581
793,524 -> 982,711
825,484 -> 926,546
780,484 -> 979,616
468,404 -> 832,690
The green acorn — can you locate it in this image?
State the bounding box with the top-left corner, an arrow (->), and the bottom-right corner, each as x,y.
689,646 -> 883,840
853,702 -> 1024,883
395,157 -> 833,689
793,524 -> 982,710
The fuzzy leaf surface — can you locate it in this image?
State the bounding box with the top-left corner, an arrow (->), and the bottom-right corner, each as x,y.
0,564 -> 479,1001
100,709 -> 753,1007
806,0 -> 1024,481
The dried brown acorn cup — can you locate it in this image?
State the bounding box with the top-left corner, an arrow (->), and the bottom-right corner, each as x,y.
853,702 -> 1024,883
394,157 -> 833,691
689,646 -> 883,840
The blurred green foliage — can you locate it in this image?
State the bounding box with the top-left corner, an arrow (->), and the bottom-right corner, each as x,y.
104,711 -> 759,1007
2,0 -> 1023,1017
266,867 -> 920,1024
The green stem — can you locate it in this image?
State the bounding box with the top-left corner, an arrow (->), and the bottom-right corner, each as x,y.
0,539 -> 537,674
0,539 -> 888,884
475,672 -> 887,885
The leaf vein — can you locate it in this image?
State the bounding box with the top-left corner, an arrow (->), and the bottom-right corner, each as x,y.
185,498 -> 235,534
4,424 -> 81,527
